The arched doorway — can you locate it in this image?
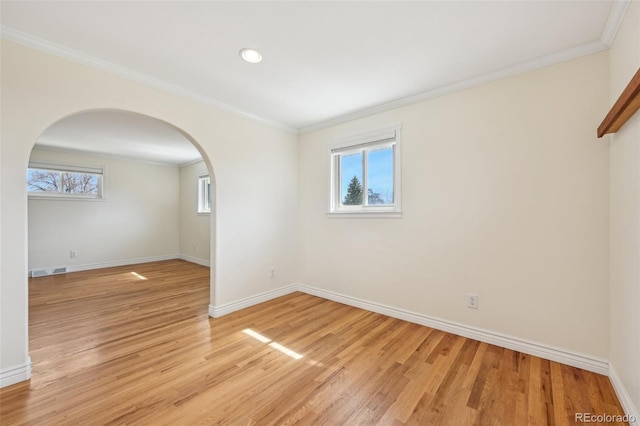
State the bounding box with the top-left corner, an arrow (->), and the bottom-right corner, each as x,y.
27,109 -> 215,275
25,109 -> 217,369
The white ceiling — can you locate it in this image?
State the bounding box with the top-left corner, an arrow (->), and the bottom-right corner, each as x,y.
37,111 -> 202,166
1,1 -> 627,134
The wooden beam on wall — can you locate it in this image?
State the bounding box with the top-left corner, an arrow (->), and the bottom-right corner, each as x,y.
598,67 -> 640,138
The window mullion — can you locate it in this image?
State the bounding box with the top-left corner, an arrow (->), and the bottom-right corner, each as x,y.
335,154 -> 341,208
28,164 -> 104,199
328,123 -> 401,216
392,144 -> 396,203
362,148 -> 368,207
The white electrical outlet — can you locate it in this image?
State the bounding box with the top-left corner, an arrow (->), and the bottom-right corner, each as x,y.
270,267 -> 275,278
70,250 -> 77,258
467,293 -> 478,309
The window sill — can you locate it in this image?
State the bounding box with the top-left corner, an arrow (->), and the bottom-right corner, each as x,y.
327,211 -> 402,219
197,212 -> 211,216
28,195 -> 106,202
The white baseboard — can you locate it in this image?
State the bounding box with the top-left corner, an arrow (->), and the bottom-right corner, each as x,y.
30,254 -> 182,276
209,284 -> 298,318
298,284 -> 609,375
207,282 -> 608,375
13,273 -> 621,395
178,254 -> 210,267
65,254 -> 181,273
609,364 -> 640,423
0,357 -> 31,388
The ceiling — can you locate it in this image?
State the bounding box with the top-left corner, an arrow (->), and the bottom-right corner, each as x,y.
37,111 -> 202,166
1,1 -> 627,135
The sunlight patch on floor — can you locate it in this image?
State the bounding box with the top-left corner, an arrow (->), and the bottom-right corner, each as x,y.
130,272 -> 148,280
242,328 -> 303,360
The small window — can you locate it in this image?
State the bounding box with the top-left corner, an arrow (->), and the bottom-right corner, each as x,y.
27,162 -> 104,199
329,125 -> 401,216
198,175 -> 211,214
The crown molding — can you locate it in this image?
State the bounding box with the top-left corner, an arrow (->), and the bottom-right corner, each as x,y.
32,144 -> 190,168
179,158 -> 207,168
2,0 -> 631,137
600,1 -> 631,47
300,2 -> 631,134
300,39 -> 609,134
0,27 -> 298,135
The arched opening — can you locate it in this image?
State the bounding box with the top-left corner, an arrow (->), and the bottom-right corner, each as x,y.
25,109 -> 216,370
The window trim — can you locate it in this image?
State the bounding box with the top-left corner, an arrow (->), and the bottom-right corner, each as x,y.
328,124 -> 402,217
27,161 -> 106,201
197,173 -> 211,214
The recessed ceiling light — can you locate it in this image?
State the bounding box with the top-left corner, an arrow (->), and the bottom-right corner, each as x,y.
239,48 -> 262,64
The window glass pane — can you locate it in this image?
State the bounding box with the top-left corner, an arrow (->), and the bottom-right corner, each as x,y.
340,152 -> 363,206
198,176 -> 211,213
62,172 -> 100,194
206,180 -> 211,210
367,146 -> 393,205
27,169 -> 61,193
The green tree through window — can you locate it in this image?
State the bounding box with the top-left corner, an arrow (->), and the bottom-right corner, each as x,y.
343,176 -> 363,205
329,124 -> 401,215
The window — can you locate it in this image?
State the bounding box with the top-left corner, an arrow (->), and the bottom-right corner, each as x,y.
198,175 -> 211,213
329,124 -> 401,216
27,162 -> 104,199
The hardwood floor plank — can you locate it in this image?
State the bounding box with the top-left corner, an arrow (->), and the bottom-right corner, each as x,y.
550,362 -> 570,426
0,260 -> 627,425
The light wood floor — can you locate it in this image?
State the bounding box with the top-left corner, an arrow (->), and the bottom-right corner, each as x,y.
0,260 -> 626,425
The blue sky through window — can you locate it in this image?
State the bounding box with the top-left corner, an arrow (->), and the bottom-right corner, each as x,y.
340,147 -> 393,204
27,168 -> 99,194
367,147 -> 393,204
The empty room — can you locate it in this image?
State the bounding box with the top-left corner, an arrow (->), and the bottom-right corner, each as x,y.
1,1 -> 639,425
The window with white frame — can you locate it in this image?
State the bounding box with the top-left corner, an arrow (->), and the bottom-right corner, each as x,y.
329,124 -> 401,216
198,175 -> 211,213
27,162 -> 104,199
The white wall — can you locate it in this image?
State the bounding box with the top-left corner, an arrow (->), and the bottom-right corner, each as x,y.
298,52 -> 610,360
28,149 -> 180,271
0,39 -> 299,386
609,0 -> 640,415
179,161 -> 211,265
3,19 -> 637,407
